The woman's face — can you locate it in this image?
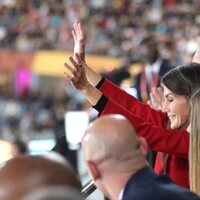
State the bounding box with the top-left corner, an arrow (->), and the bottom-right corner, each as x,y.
162,86 -> 190,130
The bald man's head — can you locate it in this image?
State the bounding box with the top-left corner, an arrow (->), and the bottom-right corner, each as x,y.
82,114 -> 148,172
0,153 -> 81,200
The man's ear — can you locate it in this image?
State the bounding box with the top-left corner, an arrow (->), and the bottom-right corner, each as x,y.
138,137 -> 148,157
87,161 -> 101,181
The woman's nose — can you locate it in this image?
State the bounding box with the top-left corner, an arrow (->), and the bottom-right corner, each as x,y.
162,102 -> 169,113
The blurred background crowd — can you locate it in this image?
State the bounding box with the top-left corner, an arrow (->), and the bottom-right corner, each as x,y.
0,0 -> 200,183
0,0 -> 200,59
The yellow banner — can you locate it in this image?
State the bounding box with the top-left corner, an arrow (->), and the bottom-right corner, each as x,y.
32,51 -> 122,77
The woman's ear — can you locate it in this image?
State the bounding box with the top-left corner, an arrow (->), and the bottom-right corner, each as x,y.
138,137 -> 148,157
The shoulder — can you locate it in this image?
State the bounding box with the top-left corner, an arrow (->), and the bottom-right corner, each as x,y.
123,173 -> 198,200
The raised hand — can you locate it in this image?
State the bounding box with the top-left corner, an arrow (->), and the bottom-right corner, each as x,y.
64,53 -> 103,106
72,21 -> 102,87
64,53 -> 89,91
72,21 -> 85,61
147,87 -> 164,111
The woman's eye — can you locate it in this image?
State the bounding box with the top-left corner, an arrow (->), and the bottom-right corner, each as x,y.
167,99 -> 173,102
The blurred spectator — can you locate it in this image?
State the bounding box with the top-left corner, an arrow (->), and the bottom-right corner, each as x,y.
134,36 -> 172,103
10,139 -> 28,157
0,152 -> 82,200
22,186 -> 83,200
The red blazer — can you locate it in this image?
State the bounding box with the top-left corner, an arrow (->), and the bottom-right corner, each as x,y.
97,79 -> 189,188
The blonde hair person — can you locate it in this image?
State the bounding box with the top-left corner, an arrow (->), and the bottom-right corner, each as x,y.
189,89 -> 200,196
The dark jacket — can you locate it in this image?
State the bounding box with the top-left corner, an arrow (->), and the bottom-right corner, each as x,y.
134,59 -> 172,102
123,167 -> 199,200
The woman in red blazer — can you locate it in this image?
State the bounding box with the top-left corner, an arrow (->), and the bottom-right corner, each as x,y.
64,22 -> 200,188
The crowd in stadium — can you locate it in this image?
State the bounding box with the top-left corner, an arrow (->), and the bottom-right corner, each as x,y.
0,0 -> 199,61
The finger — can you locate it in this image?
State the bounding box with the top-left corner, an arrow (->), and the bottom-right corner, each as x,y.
150,90 -> 156,103
73,21 -> 79,34
69,56 -> 81,72
73,21 -> 78,27
151,88 -> 164,110
72,30 -> 77,42
64,69 -> 80,84
152,87 -> 162,102
75,53 -> 82,65
73,21 -> 78,28
64,62 -> 77,74
147,99 -> 153,108
76,22 -> 81,36
73,23 -> 79,40
77,22 -> 84,38
150,92 -> 157,108
153,87 -> 162,95
64,71 -> 73,81
66,71 -> 80,84
156,89 -> 164,106
157,87 -> 164,97
78,22 -> 82,32
152,87 -> 159,95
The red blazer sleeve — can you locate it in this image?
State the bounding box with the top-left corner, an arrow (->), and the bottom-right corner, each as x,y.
99,79 -> 167,127
99,98 -> 189,158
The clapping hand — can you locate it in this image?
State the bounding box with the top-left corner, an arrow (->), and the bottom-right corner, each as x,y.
147,87 -> 164,111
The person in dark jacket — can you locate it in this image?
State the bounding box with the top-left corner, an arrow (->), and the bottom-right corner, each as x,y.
82,114 -> 200,200
134,36 -> 172,103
